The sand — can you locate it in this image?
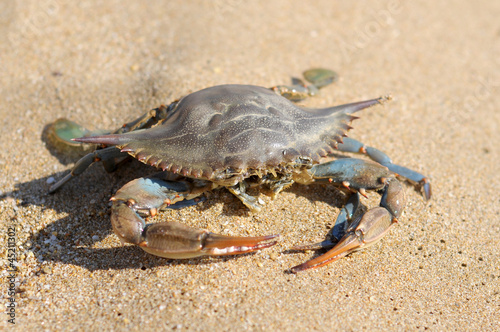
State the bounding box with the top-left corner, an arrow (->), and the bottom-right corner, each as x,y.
1,1 -> 499,330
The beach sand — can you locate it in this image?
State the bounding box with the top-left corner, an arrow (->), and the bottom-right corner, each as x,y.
1,1 -> 499,330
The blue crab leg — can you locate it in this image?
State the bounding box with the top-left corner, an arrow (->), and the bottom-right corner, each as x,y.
338,137 -> 432,200
112,104 -> 172,135
227,180 -> 268,213
332,193 -> 360,240
303,68 -> 339,89
270,68 -> 339,101
290,159 -> 405,273
291,193 -> 360,250
310,158 -> 395,192
49,147 -> 127,193
110,175 -> 278,259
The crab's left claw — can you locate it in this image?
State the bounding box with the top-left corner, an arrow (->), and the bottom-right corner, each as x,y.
290,174 -> 405,273
138,221 -> 278,259
290,207 -> 394,273
110,175 -> 278,260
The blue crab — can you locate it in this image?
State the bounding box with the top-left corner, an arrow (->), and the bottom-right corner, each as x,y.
47,69 -> 431,272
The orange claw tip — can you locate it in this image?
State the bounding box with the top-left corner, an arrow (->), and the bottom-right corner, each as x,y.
290,251 -> 347,273
204,233 -> 279,256
290,234 -> 361,273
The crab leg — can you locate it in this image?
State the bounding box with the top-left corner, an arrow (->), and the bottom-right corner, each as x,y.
292,193 -> 360,250
227,180 -> 267,213
290,159 -> 405,273
111,175 -> 278,259
270,68 -> 339,101
112,104 -> 172,135
49,147 -> 127,193
338,137 -> 431,200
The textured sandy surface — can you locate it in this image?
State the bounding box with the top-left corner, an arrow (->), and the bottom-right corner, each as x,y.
1,1 -> 499,331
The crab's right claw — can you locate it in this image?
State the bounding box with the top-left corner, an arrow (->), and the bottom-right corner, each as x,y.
290,207 -> 394,273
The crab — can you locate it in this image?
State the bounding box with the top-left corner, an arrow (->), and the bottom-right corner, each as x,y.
47,69 -> 431,273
